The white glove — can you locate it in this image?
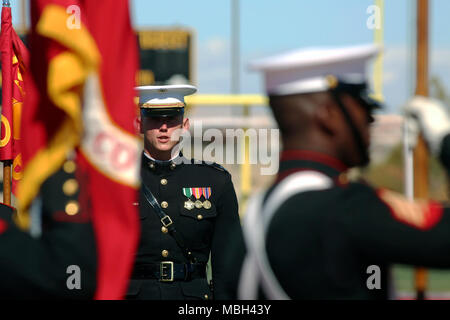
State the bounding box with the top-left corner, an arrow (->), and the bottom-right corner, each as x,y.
403,96 -> 450,155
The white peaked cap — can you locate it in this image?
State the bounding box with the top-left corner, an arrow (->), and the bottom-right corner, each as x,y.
137,84 -> 197,108
249,44 -> 382,96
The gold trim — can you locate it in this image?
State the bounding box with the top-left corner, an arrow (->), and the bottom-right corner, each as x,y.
325,75 -> 339,89
139,102 -> 185,108
378,190 -> 429,228
12,153 -> 23,181
0,115 -> 11,147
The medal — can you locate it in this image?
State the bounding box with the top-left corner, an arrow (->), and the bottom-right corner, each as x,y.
183,188 -> 195,210
195,200 -> 203,209
202,187 -> 212,209
202,200 -> 211,209
184,199 -> 195,210
193,187 -> 204,208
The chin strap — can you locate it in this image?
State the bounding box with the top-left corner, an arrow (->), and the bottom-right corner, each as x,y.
328,89 -> 370,166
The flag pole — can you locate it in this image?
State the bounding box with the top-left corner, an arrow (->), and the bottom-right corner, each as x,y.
2,161 -> 11,205
20,0 -> 26,34
373,0 -> 384,102
1,0 -> 11,206
414,0 -> 429,301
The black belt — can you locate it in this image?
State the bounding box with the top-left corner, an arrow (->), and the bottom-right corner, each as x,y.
132,262 -> 206,282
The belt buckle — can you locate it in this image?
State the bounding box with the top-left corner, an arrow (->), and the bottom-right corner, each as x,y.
160,261 -> 174,282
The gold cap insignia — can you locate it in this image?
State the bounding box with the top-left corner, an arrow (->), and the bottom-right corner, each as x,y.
325,75 -> 339,89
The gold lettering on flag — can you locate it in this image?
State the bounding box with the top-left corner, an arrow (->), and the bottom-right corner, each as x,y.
0,115 -> 11,147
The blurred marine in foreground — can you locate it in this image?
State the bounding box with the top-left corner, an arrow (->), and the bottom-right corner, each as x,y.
225,44 -> 450,300
0,0 -> 140,299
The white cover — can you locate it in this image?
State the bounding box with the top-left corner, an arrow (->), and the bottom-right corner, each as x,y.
136,84 -> 197,107
249,44 -> 381,96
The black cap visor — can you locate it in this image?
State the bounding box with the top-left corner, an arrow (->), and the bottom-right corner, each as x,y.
140,107 -> 185,118
334,81 -> 382,111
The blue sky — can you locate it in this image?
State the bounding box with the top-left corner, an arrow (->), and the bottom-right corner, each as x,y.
10,0 -> 450,114
131,0 -> 450,114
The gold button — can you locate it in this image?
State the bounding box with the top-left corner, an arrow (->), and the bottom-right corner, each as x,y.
65,201 -> 79,216
149,162 -> 155,170
161,201 -> 168,209
160,179 -> 168,185
161,226 -> 168,234
170,163 -> 176,170
197,214 -> 203,220
63,160 -> 76,174
161,250 -> 169,258
62,179 -> 79,196
204,294 -> 209,300
338,173 -> 348,185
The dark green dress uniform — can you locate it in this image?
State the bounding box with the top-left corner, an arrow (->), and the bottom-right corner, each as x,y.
225,136 -> 450,300
126,153 -> 240,300
0,159 -> 97,299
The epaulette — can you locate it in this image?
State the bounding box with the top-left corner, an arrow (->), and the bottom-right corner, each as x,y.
190,159 -> 228,173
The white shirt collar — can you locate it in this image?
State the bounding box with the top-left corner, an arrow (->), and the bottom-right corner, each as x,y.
143,143 -> 182,164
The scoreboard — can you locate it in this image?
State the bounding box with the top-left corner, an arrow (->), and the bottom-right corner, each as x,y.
136,29 -> 193,85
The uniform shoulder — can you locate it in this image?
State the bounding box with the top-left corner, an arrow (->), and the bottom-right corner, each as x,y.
332,174 -> 377,193
335,178 -> 381,201
189,158 -> 230,174
318,176 -> 383,210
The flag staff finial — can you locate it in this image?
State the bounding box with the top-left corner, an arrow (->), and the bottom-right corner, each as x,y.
2,0 -> 11,8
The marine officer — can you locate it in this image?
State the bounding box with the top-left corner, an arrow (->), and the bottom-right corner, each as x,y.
127,84 -> 241,300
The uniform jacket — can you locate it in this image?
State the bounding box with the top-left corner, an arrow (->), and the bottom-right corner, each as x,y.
127,153 -> 241,300
226,134 -> 450,300
0,159 -> 97,299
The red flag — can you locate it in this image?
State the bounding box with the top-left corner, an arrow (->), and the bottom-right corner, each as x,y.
18,0 -> 140,299
0,4 -> 28,193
